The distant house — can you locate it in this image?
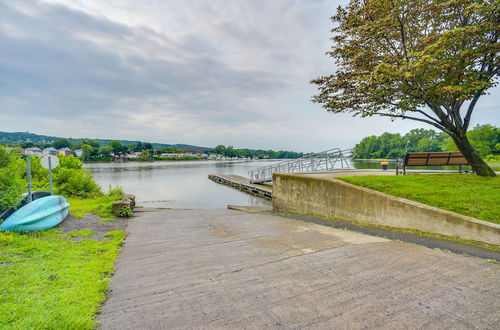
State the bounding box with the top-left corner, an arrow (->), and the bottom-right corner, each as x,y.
25,147 -> 42,157
58,147 -> 73,156
42,147 -> 57,156
161,153 -> 184,158
74,149 -> 83,157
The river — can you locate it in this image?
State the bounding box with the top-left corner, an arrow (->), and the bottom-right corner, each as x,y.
84,160 -> 279,209
84,159 -> 465,209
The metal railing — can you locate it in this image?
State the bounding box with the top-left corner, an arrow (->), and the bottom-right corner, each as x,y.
249,148 -> 353,183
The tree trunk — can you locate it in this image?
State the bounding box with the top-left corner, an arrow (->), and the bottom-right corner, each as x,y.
451,133 -> 496,177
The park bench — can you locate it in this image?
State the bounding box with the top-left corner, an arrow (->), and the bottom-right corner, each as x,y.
396,151 -> 470,175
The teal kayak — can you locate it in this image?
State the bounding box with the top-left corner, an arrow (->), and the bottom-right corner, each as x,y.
0,195 -> 70,232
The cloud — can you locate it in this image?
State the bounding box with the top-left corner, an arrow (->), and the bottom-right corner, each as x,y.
0,0 -> 498,151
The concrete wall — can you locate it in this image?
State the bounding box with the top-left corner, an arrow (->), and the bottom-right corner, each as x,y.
273,173 -> 500,245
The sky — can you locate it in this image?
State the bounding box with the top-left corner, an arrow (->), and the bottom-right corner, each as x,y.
0,0 -> 498,152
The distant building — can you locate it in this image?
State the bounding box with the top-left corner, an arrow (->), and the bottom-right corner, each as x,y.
42,147 -> 57,156
74,149 -> 83,157
25,147 -> 42,157
127,152 -> 141,159
58,147 -> 73,156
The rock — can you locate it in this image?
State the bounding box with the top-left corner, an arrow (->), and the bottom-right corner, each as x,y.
111,194 -> 136,216
123,194 -> 136,207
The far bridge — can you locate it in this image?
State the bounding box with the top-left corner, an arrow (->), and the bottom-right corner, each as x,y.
249,148 -> 353,183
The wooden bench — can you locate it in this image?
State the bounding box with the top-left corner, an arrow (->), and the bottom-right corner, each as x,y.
396,152 -> 470,175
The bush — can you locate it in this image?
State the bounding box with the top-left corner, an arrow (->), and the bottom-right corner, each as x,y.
116,205 -> 133,217
30,155 -> 102,198
0,147 -> 25,212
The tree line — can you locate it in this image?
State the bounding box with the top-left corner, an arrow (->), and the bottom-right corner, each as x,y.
212,145 -> 303,159
6,137 -> 305,161
353,124 -> 499,160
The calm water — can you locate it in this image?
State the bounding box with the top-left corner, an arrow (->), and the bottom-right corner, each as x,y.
85,159 -> 468,209
84,160 -> 279,209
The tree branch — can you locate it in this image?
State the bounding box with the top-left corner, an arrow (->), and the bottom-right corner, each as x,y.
377,113 -> 449,133
463,88 -> 484,131
414,109 -> 443,125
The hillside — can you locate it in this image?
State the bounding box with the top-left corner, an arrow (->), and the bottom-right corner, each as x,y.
0,131 -> 209,150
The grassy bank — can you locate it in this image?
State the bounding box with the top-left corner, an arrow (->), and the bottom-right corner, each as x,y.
0,228 -> 124,329
337,174 -> 499,224
0,188 -> 126,328
67,193 -> 122,220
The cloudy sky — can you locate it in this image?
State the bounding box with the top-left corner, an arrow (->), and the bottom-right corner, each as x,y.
1,0 -> 498,152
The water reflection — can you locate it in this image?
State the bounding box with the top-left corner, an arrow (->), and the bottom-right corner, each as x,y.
84,160 -> 278,209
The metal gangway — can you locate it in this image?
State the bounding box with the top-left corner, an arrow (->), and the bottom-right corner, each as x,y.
249,148 -> 353,183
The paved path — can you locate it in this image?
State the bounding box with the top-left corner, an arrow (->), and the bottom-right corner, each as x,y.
99,209 -> 499,329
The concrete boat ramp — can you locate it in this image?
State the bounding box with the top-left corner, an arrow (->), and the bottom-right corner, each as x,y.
99,208 -> 499,329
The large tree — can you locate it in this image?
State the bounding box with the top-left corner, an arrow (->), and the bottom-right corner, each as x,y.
312,0 -> 499,176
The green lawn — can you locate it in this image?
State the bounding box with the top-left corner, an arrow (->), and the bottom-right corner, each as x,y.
0,189 -> 126,329
68,195 -> 118,220
337,174 -> 500,224
0,229 -> 124,329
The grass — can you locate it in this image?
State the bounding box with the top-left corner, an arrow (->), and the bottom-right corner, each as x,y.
67,187 -> 124,219
337,174 -> 500,224
487,162 -> 500,171
0,229 -> 125,329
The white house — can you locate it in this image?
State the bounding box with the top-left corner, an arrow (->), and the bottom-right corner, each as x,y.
42,147 -> 58,156
25,147 -> 43,157
74,149 -> 83,157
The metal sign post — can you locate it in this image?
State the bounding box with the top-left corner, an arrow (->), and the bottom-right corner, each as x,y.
41,155 -> 59,196
48,157 -> 53,195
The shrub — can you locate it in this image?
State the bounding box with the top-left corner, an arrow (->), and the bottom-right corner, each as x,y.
30,155 -> 102,198
116,205 -> 133,217
0,147 -> 25,212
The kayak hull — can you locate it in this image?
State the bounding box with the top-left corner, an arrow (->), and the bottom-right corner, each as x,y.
0,196 -> 70,232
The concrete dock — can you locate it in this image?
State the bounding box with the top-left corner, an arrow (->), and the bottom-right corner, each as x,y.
98,208 -> 499,329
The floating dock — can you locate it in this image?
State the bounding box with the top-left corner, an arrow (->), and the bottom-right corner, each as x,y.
208,174 -> 272,200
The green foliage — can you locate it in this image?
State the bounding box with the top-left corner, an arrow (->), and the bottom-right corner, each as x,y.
0,229 -> 124,329
137,149 -> 154,161
465,124 -> 500,157
157,147 -> 185,154
30,155 -> 101,198
210,145 -> 304,159
116,205 -> 133,218
68,186 -> 124,219
338,174 -> 500,224
354,125 -> 499,159
51,138 -> 70,149
312,0 -> 499,176
0,147 -> 25,212
0,131 -> 209,153
313,0 -> 499,119
109,141 -> 124,155
67,229 -> 95,238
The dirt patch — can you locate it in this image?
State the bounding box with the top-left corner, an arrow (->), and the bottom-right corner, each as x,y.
55,213 -> 131,241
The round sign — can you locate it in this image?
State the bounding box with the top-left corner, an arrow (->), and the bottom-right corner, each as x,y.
41,155 -> 59,169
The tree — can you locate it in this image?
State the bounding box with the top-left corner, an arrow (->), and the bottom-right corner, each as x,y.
81,144 -> 94,161
214,145 -> 226,155
312,0 -> 499,176
466,123 -> 500,156
52,138 -> 70,149
109,141 -> 124,155
99,146 -> 112,158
